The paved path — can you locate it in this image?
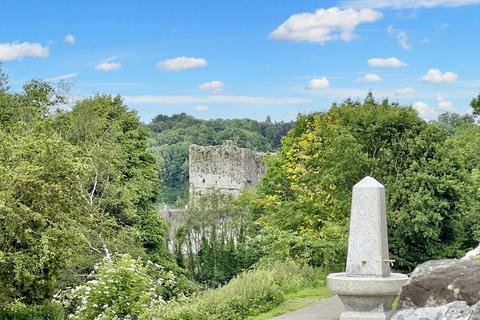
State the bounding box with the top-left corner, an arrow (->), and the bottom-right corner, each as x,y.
273,295 -> 343,320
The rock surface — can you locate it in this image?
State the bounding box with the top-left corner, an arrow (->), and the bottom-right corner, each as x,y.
392,301 -> 480,320
398,259 -> 480,309
463,244 -> 480,261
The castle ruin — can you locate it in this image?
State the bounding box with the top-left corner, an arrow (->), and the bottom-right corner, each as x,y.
189,140 -> 266,203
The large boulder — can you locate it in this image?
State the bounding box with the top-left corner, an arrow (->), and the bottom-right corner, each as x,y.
392,301 -> 480,320
463,244 -> 480,261
397,259 -> 480,309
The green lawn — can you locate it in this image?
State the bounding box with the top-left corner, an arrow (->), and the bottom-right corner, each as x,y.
248,287 -> 332,320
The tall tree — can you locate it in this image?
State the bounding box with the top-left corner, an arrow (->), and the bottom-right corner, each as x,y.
256,97 -> 466,271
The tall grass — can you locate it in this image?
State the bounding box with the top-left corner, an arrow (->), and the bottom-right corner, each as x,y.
141,261 -> 325,320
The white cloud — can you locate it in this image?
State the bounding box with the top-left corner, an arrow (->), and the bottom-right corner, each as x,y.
341,0 -> 480,9
0,42 -> 49,61
94,62 -> 122,72
387,26 -> 410,50
397,31 -> 410,50
270,7 -> 382,44
102,56 -> 118,62
413,101 -> 430,114
156,56 -> 208,71
412,98 -> 456,120
368,57 -> 408,68
422,69 -> 458,84
45,72 -> 78,81
124,95 -> 312,105
395,87 -> 415,95
194,105 -> 209,112
357,73 -> 382,82
437,96 -> 455,111
306,77 -> 330,90
65,34 -> 75,44
199,80 -> 224,93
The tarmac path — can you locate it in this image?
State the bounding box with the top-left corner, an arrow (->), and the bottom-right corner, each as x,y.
272,295 -> 343,320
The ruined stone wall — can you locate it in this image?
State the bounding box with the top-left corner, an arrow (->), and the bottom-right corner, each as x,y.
161,141 -> 269,253
189,140 -> 266,203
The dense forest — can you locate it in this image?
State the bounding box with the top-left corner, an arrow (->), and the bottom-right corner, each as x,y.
1,67 -> 480,319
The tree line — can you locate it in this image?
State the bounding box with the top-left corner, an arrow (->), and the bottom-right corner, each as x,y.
2,65 -> 480,319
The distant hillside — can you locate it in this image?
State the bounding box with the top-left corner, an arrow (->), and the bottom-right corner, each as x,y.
147,113 -> 292,204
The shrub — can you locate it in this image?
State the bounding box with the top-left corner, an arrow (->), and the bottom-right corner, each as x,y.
141,261 -> 324,320
0,302 -> 64,320
59,255 -> 177,320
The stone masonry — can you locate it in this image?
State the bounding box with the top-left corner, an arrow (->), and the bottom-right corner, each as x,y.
188,140 -> 266,203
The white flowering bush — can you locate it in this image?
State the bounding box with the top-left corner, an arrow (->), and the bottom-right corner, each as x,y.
59,254 -> 176,320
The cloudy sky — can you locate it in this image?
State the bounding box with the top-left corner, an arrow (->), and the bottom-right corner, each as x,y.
1,0 -> 480,122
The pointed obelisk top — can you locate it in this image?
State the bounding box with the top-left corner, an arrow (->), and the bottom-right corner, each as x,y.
346,176 -> 391,277
353,176 -> 384,189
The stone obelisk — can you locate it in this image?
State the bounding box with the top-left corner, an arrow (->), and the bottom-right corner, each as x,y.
327,176 -> 408,320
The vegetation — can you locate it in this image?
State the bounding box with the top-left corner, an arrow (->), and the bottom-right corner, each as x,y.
255,94 -> 478,271
148,114 -> 291,204
430,111 -> 475,135
57,254 -> 184,320
2,66 -> 480,319
173,191 -> 262,287
0,74 -> 177,318
141,262 -> 324,320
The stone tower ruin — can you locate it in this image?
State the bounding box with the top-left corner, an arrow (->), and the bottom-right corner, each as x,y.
189,140 -> 266,203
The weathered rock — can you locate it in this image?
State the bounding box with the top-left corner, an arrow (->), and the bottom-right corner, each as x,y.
471,301 -> 480,320
392,301 -> 473,320
463,244 -> 480,261
398,259 -> 480,310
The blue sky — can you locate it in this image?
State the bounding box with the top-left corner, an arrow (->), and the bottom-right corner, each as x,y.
1,0 -> 480,123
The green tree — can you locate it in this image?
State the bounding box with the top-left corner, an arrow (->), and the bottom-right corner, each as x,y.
174,191 -> 260,286
0,79 -> 178,314
0,65 -> 8,92
256,96 -> 466,271
57,95 -> 173,269
471,94 -> 480,118
431,112 -> 475,135
0,131 -> 87,305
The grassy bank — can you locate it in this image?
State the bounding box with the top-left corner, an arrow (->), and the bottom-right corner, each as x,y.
141,262 -> 326,320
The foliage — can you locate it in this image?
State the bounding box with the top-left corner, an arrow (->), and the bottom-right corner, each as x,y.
0,82 -> 88,305
471,94 -> 480,118
254,227 -> 346,272
141,262 -> 324,320
0,73 -> 177,314
256,95 -> 468,271
431,112 -> 475,135
59,255 -> 176,320
147,113 -> 291,204
0,302 -> 64,320
174,191 -> 262,287
443,126 -> 480,247
0,65 -> 8,92
4,65 -> 480,319
56,95 -> 173,270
